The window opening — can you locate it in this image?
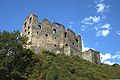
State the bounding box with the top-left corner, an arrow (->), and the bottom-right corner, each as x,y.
75,39 -> 78,43
29,17 -> 32,23
66,44 -> 68,46
46,34 -> 48,37
37,31 -> 38,34
28,32 -> 30,35
53,29 -> 56,34
38,25 -> 42,29
24,29 -> 26,32
28,26 -> 30,29
72,41 -> 74,45
24,22 -> 27,28
54,44 -> 56,47
64,32 -> 67,38
55,37 -> 56,39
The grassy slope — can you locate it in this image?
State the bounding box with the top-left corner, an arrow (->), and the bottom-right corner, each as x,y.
28,50 -> 120,80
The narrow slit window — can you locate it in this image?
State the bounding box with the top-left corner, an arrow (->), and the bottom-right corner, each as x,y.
64,32 -> 67,38
72,41 -> 74,45
24,22 -> 27,28
29,17 -> 32,23
28,26 -> 30,29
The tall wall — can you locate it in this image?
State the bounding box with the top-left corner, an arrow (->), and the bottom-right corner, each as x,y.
22,13 -> 82,56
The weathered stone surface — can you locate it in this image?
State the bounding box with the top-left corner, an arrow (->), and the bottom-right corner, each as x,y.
22,13 -> 101,64
22,13 -> 82,57
82,49 -> 101,64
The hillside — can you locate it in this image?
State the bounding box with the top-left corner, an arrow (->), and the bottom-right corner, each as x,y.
28,50 -> 120,80
0,31 -> 120,80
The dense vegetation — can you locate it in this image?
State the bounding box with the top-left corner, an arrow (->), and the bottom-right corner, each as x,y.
0,31 -> 39,80
0,31 -> 120,80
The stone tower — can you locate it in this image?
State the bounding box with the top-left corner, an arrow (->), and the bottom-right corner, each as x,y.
82,49 -> 101,64
22,13 -> 82,57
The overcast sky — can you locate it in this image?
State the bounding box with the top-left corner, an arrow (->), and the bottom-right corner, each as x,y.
0,0 -> 120,65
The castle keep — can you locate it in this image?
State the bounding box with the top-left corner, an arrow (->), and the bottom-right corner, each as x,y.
22,13 -> 101,64
22,13 -> 82,56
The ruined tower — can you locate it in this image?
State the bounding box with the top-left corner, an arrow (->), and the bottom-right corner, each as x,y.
22,13 -> 82,57
82,49 -> 101,64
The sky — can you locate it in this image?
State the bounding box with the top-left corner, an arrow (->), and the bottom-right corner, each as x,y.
0,0 -> 120,65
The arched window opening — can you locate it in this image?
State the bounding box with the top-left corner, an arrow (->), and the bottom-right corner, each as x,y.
38,25 -> 42,29
53,29 -> 56,34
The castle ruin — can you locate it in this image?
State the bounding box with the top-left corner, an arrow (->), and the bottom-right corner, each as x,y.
82,49 -> 101,64
22,13 -> 101,64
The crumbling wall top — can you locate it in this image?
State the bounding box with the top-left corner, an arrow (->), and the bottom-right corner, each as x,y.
42,18 -> 51,25
52,22 -> 65,29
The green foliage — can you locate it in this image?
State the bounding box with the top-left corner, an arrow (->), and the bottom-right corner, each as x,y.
0,31 -> 120,80
0,31 -> 39,80
28,50 -> 120,80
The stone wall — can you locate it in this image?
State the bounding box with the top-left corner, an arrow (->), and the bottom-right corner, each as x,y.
22,13 -> 82,56
22,13 -> 101,64
82,49 -> 101,64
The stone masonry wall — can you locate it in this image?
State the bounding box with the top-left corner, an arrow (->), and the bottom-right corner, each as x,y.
22,13 -> 82,57
82,49 -> 101,64
22,13 -> 101,64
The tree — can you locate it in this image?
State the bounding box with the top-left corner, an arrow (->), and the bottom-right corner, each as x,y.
0,31 -> 38,80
